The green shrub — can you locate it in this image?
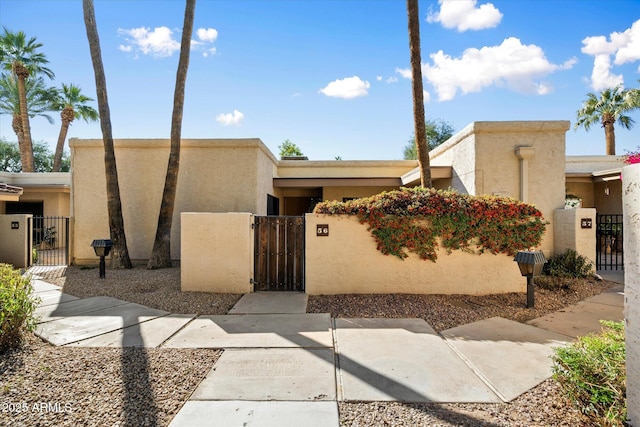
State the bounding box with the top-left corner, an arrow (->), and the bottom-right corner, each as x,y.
314,187 -> 546,261
0,264 -> 40,352
552,321 -> 626,426
544,249 -> 593,278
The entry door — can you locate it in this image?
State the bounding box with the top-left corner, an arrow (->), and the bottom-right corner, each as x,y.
254,216 -> 305,291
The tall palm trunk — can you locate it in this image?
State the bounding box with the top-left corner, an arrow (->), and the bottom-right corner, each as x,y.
15,63 -> 35,172
407,0 -> 431,187
148,0 -> 196,269
603,116 -> 616,155
83,0 -> 132,269
11,113 -> 26,170
53,106 -> 74,172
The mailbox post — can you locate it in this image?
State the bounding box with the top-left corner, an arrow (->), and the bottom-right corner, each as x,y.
514,250 -> 546,308
91,239 -> 113,279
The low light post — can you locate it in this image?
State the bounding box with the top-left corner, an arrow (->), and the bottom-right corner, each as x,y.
514,250 -> 546,308
91,239 -> 113,279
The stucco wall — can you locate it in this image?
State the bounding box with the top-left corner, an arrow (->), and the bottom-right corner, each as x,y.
565,181 -> 594,208
594,181 -> 622,214
305,214 -> 525,295
623,164 -> 640,426
553,208 -> 596,269
16,190 -> 70,217
70,138 -> 277,264
277,160 -> 417,179
0,215 -> 32,268
430,125 -> 477,194
181,212 -> 253,294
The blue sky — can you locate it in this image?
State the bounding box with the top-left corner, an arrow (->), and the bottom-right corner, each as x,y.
1,0 -> 640,160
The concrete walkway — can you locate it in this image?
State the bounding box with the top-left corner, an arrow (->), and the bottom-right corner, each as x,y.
29,276 -> 625,427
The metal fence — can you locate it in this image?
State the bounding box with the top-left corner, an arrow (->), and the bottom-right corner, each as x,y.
596,214 -> 623,270
29,216 -> 70,266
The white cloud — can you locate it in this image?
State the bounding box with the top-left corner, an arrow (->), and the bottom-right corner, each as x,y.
427,0 -> 502,32
319,76 -> 370,99
118,26 -> 180,58
395,67 -> 412,79
202,47 -> 217,58
408,37 -> 573,101
581,19 -> 640,90
386,76 -> 398,83
119,25 -> 219,58
197,28 -> 218,42
216,109 -> 244,126
376,76 -> 383,81
423,90 -> 431,103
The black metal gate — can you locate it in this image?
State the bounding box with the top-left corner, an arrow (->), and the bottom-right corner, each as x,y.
28,216 -> 70,266
596,214 -> 623,270
254,216 -> 305,291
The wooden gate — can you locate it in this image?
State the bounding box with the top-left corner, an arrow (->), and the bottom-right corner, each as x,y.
254,216 -> 305,291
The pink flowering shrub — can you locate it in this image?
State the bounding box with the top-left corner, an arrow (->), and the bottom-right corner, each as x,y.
624,147 -> 640,164
314,187 -> 547,261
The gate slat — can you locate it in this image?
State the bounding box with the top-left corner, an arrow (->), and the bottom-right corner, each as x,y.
596,214 -> 624,271
30,216 -> 70,266
254,216 -> 305,291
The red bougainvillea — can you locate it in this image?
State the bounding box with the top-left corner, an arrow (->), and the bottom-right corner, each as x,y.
313,187 -> 547,261
624,146 -> 640,164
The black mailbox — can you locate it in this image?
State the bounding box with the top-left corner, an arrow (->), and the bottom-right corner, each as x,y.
514,250 -> 546,308
91,239 -> 113,278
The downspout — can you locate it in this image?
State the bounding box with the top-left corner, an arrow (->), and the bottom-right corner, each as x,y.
515,146 -> 535,202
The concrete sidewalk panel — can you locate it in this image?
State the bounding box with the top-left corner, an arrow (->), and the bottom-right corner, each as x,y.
228,292 -> 308,314
35,296 -> 130,323
334,318 -> 500,403
192,348 -> 335,401
35,303 -> 168,345
442,317 -> 572,402
585,285 -> 624,307
34,290 -> 79,307
67,314 -> 195,348
31,279 -> 61,293
169,401 -> 339,427
163,313 -> 332,348
527,300 -> 624,338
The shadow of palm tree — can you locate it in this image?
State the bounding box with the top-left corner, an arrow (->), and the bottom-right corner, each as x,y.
121,321 -> 157,427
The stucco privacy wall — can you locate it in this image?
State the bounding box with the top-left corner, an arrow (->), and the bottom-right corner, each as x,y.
181,212 -> 253,293
430,121 -> 569,256
305,214 -> 525,295
70,139 -> 278,264
624,164 -> 640,426
553,208 -> 596,269
0,215 -> 32,268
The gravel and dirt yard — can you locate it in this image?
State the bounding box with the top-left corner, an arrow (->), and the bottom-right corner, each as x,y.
1,265 -> 619,426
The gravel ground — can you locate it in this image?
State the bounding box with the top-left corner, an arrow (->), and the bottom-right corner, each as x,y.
3,266 -> 619,426
1,334 -> 220,427
307,275 -> 617,333
49,264 -> 242,315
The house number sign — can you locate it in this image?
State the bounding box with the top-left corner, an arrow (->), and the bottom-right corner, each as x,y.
316,225 -> 329,236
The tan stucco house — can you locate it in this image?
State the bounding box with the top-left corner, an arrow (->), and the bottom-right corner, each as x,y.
0,120 -> 626,270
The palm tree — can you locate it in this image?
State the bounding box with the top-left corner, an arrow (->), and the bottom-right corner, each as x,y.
0,27 -> 55,172
407,0 -> 431,187
0,73 -> 57,170
575,85 -> 636,155
83,0 -> 132,269
52,83 -> 98,172
148,0 -> 196,269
